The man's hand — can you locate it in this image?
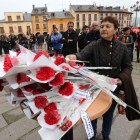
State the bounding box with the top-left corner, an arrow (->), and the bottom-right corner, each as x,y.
62,37 -> 65,40
116,78 -> 122,86
66,55 -> 77,61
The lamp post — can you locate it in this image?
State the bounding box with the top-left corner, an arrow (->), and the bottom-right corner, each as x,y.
130,1 -> 140,27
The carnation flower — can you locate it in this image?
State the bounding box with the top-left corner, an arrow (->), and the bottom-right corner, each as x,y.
40,83 -> 52,91
50,73 -> 64,86
36,67 -> 55,81
54,57 -> 66,66
33,88 -> 45,95
17,73 -> 30,85
16,51 -> 21,56
24,84 -> 35,92
17,89 -> 25,97
44,102 -> 57,113
44,111 -> 61,125
34,96 -> 48,109
59,82 -> 73,96
62,66 -> 69,71
59,116 -> 72,131
0,79 -> 4,91
3,56 -> 13,72
33,52 -> 49,61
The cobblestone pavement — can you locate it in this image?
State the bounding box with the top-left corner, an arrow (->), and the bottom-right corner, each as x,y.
0,51 -> 140,140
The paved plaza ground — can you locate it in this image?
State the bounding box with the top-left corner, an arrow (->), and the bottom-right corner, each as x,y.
0,51 -> 140,140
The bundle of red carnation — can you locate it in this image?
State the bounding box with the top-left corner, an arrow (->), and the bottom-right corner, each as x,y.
24,84 -> 35,92
36,67 -> 55,81
54,57 -> 66,66
44,102 -> 57,113
33,52 -> 50,62
17,73 -> 30,85
33,87 -> 45,95
50,73 -> 65,86
59,82 -> 73,96
3,56 -> 13,72
17,89 -> 25,97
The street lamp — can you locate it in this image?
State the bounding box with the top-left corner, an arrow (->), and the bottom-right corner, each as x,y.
130,1 -> 140,27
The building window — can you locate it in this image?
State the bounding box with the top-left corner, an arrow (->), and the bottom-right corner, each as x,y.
27,26 -> 30,31
119,21 -> 120,26
130,15 -> 132,21
35,16 -> 39,22
82,14 -> 85,21
115,14 -> 117,18
60,24 -> 63,31
36,24 -> 40,30
127,21 -> 128,26
100,14 -> 103,20
124,21 -> 126,24
43,24 -> 47,30
110,13 -> 113,16
42,9 -> 45,13
18,26 -> 22,33
106,14 -> 108,17
122,14 -> 124,20
89,21 -> 91,26
66,13 -> 69,16
76,14 -> 79,21
129,21 -> 131,26
77,22 -> 79,28
83,22 -> 85,27
121,21 -> 123,26
17,16 -> 21,21
94,14 -> 97,21
8,16 -> 12,21
34,10 -> 38,13
0,27 -> 4,33
9,27 -> 14,33
88,14 -> 91,20
42,16 -> 46,22
119,14 -> 121,20
51,13 -> 55,16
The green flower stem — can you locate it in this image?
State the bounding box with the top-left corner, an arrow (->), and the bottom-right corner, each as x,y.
127,105 -> 140,114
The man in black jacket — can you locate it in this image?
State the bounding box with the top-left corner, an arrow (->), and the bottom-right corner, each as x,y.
78,25 -> 89,52
84,21 -> 101,46
60,21 -> 78,56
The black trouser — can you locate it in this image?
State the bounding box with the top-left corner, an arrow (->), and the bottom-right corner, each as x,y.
54,49 -> 62,55
3,47 -> 9,54
137,49 -> 140,61
61,128 -> 73,140
0,45 -> 2,55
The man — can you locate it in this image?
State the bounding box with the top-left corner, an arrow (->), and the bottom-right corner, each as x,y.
36,33 -> 45,52
51,28 -> 62,55
60,21 -> 78,56
84,21 -> 101,46
2,34 -> 10,54
130,26 -> 136,61
78,25 -> 89,52
10,33 -> 16,50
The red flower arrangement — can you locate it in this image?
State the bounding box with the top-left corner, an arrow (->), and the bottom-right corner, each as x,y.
62,66 -> 69,71
36,67 -> 55,81
17,89 -> 25,97
17,73 -> 30,85
34,96 -> 48,109
3,56 -> 13,72
24,84 -> 35,92
44,111 -> 61,125
33,88 -> 46,95
33,52 -> 50,62
59,82 -> 73,96
0,79 -> 4,92
59,116 -> 72,131
16,51 -> 21,56
40,83 -> 52,91
54,57 -> 66,66
44,102 -> 57,113
50,73 -> 65,86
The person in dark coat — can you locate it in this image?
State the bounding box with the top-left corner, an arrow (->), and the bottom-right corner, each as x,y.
78,25 -> 89,52
136,31 -> 140,62
66,16 -> 140,140
0,36 -> 3,55
84,21 -> 101,46
2,34 -> 10,54
10,33 -> 16,50
60,21 -> 78,56
30,33 -> 36,49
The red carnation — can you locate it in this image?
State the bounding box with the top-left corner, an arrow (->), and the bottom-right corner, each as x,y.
50,73 -> 64,86
33,88 -> 45,95
3,56 -> 13,72
0,79 -> 4,91
17,89 -> 25,97
16,51 -> 21,56
60,116 -> 72,131
24,84 -> 35,92
17,73 -> 30,85
44,111 -> 61,125
40,83 -> 52,91
33,52 -> 49,61
44,102 -> 57,113
54,57 -> 66,66
59,82 -> 73,96
62,66 -> 69,71
36,67 -> 55,81
34,96 -> 48,109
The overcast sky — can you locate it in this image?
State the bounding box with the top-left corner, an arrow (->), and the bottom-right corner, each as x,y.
0,0 -> 139,19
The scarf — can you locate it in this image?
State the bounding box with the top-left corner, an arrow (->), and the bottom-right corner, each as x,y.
122,35 -> 129,43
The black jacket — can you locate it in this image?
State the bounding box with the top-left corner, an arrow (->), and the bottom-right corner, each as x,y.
130,31 -> 136,42
84,30 -> 101,46
37,35 -> 44,43
78,33 -> 86,51
60,30 -> 78,56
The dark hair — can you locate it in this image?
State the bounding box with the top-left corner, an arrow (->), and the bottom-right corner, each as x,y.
82,25 -> 89,30
68,21 -> 74,26
53,27 -> 58,30
101,16 -> 118,29
123,27 -> 130,32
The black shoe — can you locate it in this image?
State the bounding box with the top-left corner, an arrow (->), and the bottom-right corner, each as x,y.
87,134 -> 96,140
103,135 -> 110,140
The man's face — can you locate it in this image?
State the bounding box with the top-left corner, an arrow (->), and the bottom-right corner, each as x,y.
92,22 -> 99,32
83,28 -> 89,34
53,29 -> 58,34
68,23 -> 74,32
